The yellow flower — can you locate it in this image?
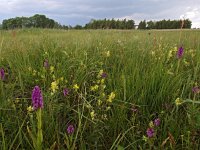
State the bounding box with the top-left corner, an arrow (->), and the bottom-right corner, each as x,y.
73,84 -> 79,90
60,77 -> 64,81
27,106 -> 33,112
97,70 -> 104,78
98,99 -> 102,106
28,67 -> 32,72
106,106 -> 111,111
50,66 -> 54,73
107,92 -> 115,103
142,135 -> 148,142
51,81 -> 58,93
105,51 -> 110,57
90,110 -> 95,120
15,98 -> 20,103
101,93 -> 105,98
33,70 -> 37,76
90,85 -> 99,91
175,98 -> 182,106
149,121 -> 154,128
101,79 -> 105,84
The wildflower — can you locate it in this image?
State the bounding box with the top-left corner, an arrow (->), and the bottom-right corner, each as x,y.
73,84 -> 79,90
177,46 -> 184,59
101,79 -> 105,84
31,86 -> 43,110
106,106 -> 111,111
90,85 -> 99,91
154,118 -> 161,126
97,99 -> 102,106
50,66 -> 54,73
28,67 -> 32,72
146,128 -> 154,138
90,110 -> 95,120
101,72 -> 107,78
0,68 -> 5,80
107,92 -> 115,103
51,81 -> 58,93
105,51 -> 110,57
192,86 -> 200,94
149,121 -> 154,128
33,70 -> 37,76
60,77 -> 64,81
15,98 -> 20,103
131,106 -> 138,113
175,98 -> 182,106
67,124 -> 75,135
27,106 -> 33,112
63,88 -> 69,97
44,59 -> 49,69
142,135 -> 148,142
97,70 -> 104,78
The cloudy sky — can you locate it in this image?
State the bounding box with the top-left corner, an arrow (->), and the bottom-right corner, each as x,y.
0,0 -> 200,28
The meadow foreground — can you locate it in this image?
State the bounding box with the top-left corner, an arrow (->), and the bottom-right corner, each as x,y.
0,29 -> 200,149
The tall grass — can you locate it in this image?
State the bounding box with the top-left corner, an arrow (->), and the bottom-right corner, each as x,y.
0,29 -> 200,149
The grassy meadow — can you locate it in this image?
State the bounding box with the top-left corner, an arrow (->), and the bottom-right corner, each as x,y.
0,29 -> 200,149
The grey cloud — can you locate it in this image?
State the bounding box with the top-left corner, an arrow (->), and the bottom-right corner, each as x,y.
0,0 -> 199,27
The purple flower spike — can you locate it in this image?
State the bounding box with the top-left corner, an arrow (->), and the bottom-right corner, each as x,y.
0,68 -> 5,80
67,124 -> 75,134
154,118 -> 161,126
101,72 -> 107,78
192,86 -> 200,94
146,128 -> 154,138
44,59 -> 49,69
63,88 -> 69,97
31,86 -> 43,110
177,46 -> 184,59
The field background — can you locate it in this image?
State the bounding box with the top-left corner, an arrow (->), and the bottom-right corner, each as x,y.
0,29 -> 200,149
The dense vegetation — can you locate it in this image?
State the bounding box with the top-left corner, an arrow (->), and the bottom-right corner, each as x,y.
85,19 -> 135,29
0,29 -> 200,149
1,14 -> 192,30
2,14 -> 62,30
138,19 -> 192,29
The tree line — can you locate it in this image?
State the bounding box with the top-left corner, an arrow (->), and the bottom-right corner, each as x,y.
85,19 -> 135,29
138,19 -> 192,29
1,14 -> 62,30
0,14 -> 192,30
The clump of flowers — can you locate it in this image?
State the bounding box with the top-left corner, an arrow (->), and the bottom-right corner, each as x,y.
175,98 -> 183,106
177,46 -> 184,59
51,81 -> 59,94
90,84 -> 99,91
146,128 -> 154,138
105,51 -> 110,57
63,88 -> 69,97
90,110 -> 95,120
0,68 -> 5,80
31,86 -> 43,110
43,59 -> 49,69
50,66 -> 54,73
192,86 -> 200,94
67,124 -> 75,135
154,118 -> 161,126
73,84 -> 79,91
107,92 -> 115,103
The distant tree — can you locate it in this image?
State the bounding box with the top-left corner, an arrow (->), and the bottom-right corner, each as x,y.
147,21 -> 155,29
84,18 -> 135,29
2,14 -> 63,30
74,25 -> 83,29
138,20 -> 146,29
